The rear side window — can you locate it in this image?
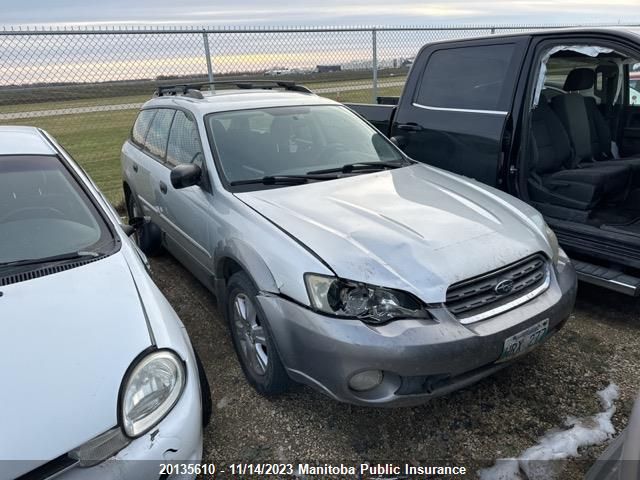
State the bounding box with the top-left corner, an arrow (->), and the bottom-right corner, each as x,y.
416,43 -> 516,111
166,111 -> 204,167
145,109 -> 175,160
131,109 -> 156,146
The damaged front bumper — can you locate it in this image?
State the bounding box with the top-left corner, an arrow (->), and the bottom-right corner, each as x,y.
257,255 -> 577,407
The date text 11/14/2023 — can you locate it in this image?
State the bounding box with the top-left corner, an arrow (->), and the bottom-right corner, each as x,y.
160,463 -> 469,477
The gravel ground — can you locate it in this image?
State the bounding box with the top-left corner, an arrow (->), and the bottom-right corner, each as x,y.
150,255 -> 640,479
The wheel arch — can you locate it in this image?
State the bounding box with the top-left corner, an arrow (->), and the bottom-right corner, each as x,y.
214,239 -> 280,300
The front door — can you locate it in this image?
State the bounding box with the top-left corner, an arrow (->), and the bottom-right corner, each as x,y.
155,110 -> 214,282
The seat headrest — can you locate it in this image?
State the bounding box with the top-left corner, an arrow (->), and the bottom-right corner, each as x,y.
563,68 -> 595,91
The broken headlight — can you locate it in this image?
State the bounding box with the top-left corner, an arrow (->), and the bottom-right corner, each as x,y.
304,273 -> 431,324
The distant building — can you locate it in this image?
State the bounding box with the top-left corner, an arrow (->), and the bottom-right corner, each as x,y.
316,65 -> 342,73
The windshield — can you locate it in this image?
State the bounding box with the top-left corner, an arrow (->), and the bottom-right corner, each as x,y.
0,155 -> 114,265
205,105 -> 404,186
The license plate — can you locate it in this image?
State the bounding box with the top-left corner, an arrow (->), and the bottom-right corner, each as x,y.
497,318 -> 549,363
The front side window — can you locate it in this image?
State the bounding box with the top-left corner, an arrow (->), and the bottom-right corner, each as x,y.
0,155 -> 114,265
166,111 -> 204,167
145,109 -> 175,160
416,43 -> 516,111
205,105 -> 404,186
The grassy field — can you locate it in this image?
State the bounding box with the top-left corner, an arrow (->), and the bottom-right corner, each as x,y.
1,109 -> 138,207
0,79 -> 404,205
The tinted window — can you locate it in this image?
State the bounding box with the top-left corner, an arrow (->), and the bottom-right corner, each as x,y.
166,111 -> 204,167
132,109 -> 156,146
0,155 -> 113,265
145,109 -> 175,160
416,44 -> 516,111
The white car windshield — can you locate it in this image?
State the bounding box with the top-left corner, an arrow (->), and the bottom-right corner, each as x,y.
0,155 -> 114,266
205,105 -> 405,186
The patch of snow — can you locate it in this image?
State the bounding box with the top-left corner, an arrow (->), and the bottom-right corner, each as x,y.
478,383 -> 620,480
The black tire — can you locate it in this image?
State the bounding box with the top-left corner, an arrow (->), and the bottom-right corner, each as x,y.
126,193 -> 163,256
226,271 -> 290,396
193,348 -> 212,428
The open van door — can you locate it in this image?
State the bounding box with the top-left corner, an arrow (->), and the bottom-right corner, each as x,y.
390,37 -> 528,187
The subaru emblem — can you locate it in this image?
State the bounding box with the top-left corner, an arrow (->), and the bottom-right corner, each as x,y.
494,279 -> 514,295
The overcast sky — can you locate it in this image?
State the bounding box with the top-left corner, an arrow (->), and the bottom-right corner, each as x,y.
4,0 -> 640,27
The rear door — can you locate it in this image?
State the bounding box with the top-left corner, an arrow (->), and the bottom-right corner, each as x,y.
620,61 -> 640,156
124,109 -> 157,218
391,38 -> 528,187
138,108 -> 176,232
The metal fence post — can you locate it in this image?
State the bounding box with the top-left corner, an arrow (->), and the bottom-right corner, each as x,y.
372,28 -> 378,103
202,30 -> 215,89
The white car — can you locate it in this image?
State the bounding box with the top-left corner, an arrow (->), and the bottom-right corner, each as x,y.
0,126 -> 210,479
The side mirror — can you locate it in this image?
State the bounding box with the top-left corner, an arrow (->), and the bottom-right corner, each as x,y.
123,216 -> 146,237
170,163 -> 202,189
390,136 -> 408,149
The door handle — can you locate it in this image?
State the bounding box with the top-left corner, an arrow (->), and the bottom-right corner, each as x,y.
397,123 -> 424,132
132,163 -> 138,172
159,181 -> 168,194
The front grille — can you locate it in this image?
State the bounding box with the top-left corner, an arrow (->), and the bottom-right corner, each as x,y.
446,253 -> 549,323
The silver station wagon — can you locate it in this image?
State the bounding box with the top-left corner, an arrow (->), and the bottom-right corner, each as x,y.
121,81 -> 577,407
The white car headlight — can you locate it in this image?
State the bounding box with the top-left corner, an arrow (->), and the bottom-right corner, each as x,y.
545,224 -> 560,265
304,273 -> 431,324
120,350 -> 185,438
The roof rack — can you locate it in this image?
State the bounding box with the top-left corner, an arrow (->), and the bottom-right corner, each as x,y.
155,80 -> 313,97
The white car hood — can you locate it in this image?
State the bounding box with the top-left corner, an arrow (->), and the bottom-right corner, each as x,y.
0,252 -> 152,467
236,164 -> 551,303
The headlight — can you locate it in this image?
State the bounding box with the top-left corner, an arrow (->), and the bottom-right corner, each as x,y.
545,224 -> 560,265
120,350 -> 185,438
304,273 -> 430,324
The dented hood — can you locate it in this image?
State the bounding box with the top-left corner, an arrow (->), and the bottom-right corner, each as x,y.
236,164 -> 551,303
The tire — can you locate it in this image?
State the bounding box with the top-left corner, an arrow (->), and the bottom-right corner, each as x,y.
127,193 -> 163,256
226,271 -> 290,396
193,348 -> 212,428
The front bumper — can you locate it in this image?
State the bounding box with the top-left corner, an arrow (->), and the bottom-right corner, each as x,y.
258,256 -> 577,407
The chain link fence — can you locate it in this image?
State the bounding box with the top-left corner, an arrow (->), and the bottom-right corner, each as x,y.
0,24 -> 635,205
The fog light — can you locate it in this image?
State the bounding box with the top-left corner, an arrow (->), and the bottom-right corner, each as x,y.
349,370 -> 384,392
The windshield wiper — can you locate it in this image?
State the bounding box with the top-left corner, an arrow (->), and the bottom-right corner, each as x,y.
229,174 -> 335,186
307,159 -> 414,175
0,250 -> 102,268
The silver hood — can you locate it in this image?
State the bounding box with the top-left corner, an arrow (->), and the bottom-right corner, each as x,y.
0,252 -> 152,467
236,164 -> 551,303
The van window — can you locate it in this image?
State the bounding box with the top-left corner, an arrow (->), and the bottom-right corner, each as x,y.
630,63 -> 640,106
131,109 -> 156,147
145,109 -> 175,160
416,44 -> 516,111
166,111 -> 204,167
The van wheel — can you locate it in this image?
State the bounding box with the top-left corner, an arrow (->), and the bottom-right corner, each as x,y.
127,194 -> 162,256
226,271 -> 290,396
